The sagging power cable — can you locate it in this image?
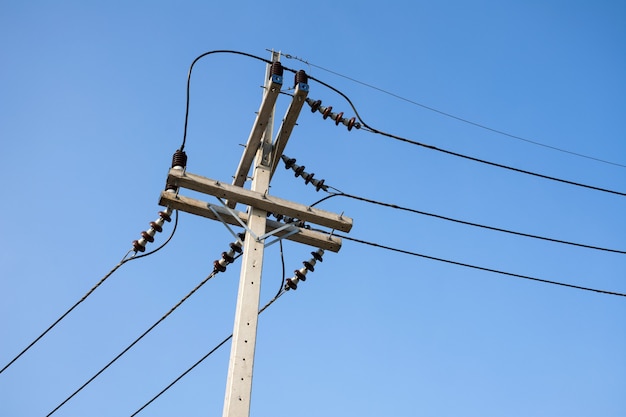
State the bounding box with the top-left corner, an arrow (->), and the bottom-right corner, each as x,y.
179,50 -> 625,196
334,233 -> 626,297
0,209 -> 178,377
301,94 -> 626,198
281,154 -> 625,255
280,51 -> 626,169
45,234 -> 245,417
129,249 -> 326,416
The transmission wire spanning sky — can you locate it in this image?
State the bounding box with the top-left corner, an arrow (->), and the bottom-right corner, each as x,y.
1,2 -> 625,417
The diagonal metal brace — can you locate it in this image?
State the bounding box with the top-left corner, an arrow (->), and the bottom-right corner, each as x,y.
211,197 -> 300,247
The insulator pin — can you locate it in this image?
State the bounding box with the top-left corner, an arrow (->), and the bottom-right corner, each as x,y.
166,149 -> 188,192
131,207 -> 173,253
284,249 -> 325,291
281,154 -> 329,192
294,70 -> 308,86
158,211 -> 172,222
212,233 -> 245,273
141,231 -> 155,243
270,61 -> 284,77
305,98 -> 361,131
309,100 -> 322,113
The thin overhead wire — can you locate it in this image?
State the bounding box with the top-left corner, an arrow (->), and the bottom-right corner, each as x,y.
297,72 -> 626,198
129,291 -> 286,417
309,191 -> 626,255
0,211 -> 179,376
280,52 -> 626,169
46,249 -> 236,417
179,50 -> 270,152
334,233 -> 626,297
179,50 -> 625,196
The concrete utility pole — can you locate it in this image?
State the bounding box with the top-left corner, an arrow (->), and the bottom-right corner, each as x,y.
221,51 -> 279,417
159,51 -> 352,417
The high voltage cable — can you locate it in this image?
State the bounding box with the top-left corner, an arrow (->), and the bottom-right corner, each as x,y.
0,254 -> 131,376
45,262 -> 228,417
280,51 -> 626,169
129,291 -> 285,417
334,233 -> 626,297
300,72 -> 626,198
179,50 -> 625,197
0,212 -> 179,376
309,191 -> 626,255
45,242 -> 243,417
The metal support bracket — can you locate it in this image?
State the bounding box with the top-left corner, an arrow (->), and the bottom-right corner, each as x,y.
210,197 -> 300,247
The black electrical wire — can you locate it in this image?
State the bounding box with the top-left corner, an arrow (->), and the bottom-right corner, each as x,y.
179,50 -> 625,196
280,52 -> 626,169
179,50 -> 270,152
46,251 -> 234,417
129,291 -> 286,417
309,191 -> 625,255
334,233 -> 626,297
0,211 -> 179,377
298,72 -> 626,198
277,240 -> 287,298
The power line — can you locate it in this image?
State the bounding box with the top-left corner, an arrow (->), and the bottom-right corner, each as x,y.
280,154 -> 624,255
0,253 -> 131,376
129,291 -> 285,417
45,236 -> 244,416
280,52 -> 626,169
334,233 -> 626,297
179,50 -> 270,152
0,211 -> 178,376
178,50 -> 625,197
45,267 -> 221,416
309,192 -> 626,255
298,74 -> 626,198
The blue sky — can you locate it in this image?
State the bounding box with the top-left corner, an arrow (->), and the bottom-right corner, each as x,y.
1,1 -> 625,416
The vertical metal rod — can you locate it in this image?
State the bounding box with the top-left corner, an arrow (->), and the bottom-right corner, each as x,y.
222,50 -> 280,417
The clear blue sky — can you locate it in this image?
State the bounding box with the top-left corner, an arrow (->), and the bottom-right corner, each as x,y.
1,1 -> 625,416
